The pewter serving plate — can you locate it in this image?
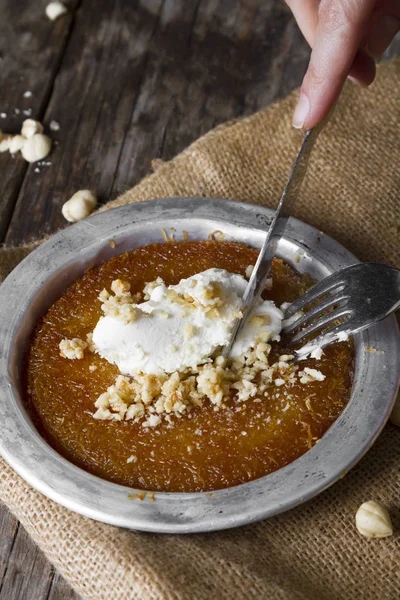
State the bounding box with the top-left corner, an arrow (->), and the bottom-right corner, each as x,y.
0,198 -> 399,533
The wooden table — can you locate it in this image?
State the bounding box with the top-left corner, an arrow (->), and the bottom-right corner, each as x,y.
0,1 -> 398,598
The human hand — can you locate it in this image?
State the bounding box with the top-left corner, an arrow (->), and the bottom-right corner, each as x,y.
285,0 -> 400,128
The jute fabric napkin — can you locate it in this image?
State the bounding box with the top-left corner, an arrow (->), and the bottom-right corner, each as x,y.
0,60 -> 399,600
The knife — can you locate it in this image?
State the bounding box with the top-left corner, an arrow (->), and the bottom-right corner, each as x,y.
223,125 -> 325,358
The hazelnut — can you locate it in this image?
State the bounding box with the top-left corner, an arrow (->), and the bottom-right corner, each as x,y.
45,1 -> 68,20
355,500 -> 393,539
9,135 -> 26,154
21,134 -> 52,163
0,135 -> 13,153
62,190 -> 97,222
21,119 -> 44,139
389,397 -> 400,426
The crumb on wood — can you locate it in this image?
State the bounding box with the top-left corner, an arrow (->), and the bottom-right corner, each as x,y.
151,158 -> 164,171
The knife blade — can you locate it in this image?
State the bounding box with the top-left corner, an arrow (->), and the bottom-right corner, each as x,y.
223,125 -> 323,358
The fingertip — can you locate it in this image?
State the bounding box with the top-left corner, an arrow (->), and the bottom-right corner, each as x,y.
292,93 -> 310,129
293,50 -> 376,130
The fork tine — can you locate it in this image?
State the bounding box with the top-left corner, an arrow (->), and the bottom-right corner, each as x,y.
290,307 -> 352,346
293,321 -> 352,358
284,276 -> 346,318
283,293 -> 349,334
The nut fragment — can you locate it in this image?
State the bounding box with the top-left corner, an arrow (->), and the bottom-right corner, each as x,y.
46,1 -> 68,20
21,119 -> 43,139
389,397 -> 400,426
0,135 -> 12,152
61,190 -> 97,222
245,265 -> 254,279
9,135 -> 26,154
21,134 -> 52,162
355,500 -> 393,539
59,338 -> 87,360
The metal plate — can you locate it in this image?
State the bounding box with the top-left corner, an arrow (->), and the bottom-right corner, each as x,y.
0,197 -> 399,533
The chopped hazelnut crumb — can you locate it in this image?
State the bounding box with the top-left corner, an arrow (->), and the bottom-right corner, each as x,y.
250,315 -> 271,327
143,415 -> 162,428
299,367 -> 326,384
245,265 -> 254,279
274,378 -> 285,386
86,332 -> 96,352
87,277 -> 325,430
111,279 -> 131,296
59,338 -> 87,359
98,279 -> 137,324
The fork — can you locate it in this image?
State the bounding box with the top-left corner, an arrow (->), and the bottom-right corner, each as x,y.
283,262 -> 400,358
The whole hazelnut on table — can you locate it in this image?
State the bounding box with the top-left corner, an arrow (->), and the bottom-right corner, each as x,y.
355,500 -> 393,539
21,134 -> 52,163
62,190 -> 97,222
0,134 -> 13,153
21,119 -> 44,139
46,1 -> 68,21
9,135 -> 27,154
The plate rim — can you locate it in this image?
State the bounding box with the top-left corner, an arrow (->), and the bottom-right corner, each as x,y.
0,196 -> 399,533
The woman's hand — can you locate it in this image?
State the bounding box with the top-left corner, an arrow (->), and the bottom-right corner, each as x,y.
285,0 -> 400,128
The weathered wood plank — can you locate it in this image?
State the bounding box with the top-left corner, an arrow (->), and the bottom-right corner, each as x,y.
5,0 -> 166,246
5,0 -> 309,246
109,0 -> 309,196
47,572 -> 81,600
0,502 -> 19,587
0,0 -> 80,243
0,523 -> 54,600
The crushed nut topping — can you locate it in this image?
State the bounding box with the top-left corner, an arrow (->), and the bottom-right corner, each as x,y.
298,367 -> 326,384
59,277 -> 326,429
59,338 -> 87,359
98,280 -> 141,324
91,340 -> 321,428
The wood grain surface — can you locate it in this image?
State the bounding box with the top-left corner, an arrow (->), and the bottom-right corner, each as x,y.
0,1 -> 398,598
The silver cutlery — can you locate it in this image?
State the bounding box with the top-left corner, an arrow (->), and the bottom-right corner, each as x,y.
283,262 -> 400,358
223,122 -> 326,358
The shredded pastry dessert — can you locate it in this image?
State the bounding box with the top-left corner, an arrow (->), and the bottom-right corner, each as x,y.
59,272 -> 325,428
28,240 -> 353,492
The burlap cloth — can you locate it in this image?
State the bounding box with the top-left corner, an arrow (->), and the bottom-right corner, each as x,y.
1,59 -> 399,600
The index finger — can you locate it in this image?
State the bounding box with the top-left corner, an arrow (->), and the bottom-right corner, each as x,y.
293,0 -> 376,129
